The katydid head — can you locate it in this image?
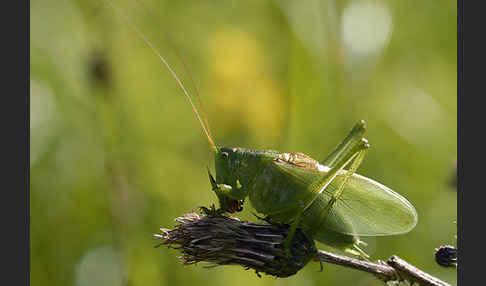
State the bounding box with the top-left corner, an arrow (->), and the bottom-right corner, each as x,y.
211,147 -> 279,213
209,147 -> 246,213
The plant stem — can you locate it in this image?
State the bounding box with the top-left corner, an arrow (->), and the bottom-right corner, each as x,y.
313,250 -> 451,286
157,212 -> 453,285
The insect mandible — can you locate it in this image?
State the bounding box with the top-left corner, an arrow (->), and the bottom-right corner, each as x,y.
107,0 -> 418,258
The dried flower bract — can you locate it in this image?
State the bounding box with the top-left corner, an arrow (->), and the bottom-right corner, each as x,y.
155,212 -> 317,278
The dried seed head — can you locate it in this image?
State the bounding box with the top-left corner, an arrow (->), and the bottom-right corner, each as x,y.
155,212 -> 317,278
434,245 -> 457,267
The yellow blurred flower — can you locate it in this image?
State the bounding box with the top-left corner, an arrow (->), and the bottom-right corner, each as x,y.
206,27 -> 284,141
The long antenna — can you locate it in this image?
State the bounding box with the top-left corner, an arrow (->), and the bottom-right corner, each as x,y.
104,0 -> 216,150
133,0 -> 213,140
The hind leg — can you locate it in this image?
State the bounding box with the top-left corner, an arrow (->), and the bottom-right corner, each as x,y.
282,139 -> 370,257
321,120 -> 367,167
318,145 -> 368,224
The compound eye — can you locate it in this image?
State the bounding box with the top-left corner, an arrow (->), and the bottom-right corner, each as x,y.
221,152 -> 229,159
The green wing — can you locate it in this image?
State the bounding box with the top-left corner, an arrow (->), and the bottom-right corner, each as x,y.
274,162 -> 418,236
316,172 -> 418,236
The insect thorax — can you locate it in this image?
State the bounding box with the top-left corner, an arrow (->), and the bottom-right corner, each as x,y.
275,152 -> 320,171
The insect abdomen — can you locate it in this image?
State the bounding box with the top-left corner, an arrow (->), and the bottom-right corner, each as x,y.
249,161 -> 311,222
248,158 -> 359,251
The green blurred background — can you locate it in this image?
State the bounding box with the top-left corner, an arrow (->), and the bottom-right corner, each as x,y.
30,0 -> 457,285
